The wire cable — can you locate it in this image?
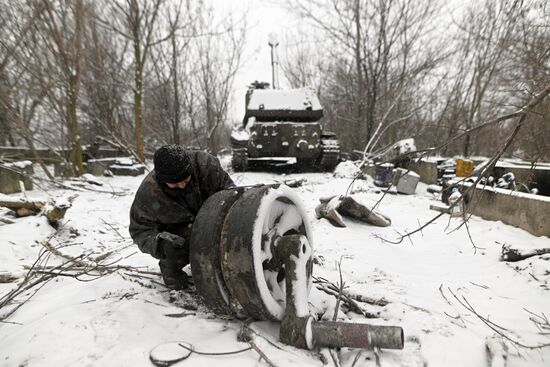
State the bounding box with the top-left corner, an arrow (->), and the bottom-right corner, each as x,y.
149,341 -> 252,367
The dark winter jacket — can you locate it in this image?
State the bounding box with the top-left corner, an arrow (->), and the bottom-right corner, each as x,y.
129,150 -> 234,259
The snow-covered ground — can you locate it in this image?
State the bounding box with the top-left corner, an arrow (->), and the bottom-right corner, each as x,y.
1,158 -> 549,367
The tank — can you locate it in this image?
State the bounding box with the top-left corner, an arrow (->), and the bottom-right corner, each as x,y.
230,81 -> 340,171
230,35 -> 339,172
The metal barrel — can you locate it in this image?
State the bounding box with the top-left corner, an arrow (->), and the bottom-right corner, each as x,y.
311,321 -> 404,350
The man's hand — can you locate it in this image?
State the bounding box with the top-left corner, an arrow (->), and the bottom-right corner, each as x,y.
156,232 -> 189,262
158,231 -> 186,248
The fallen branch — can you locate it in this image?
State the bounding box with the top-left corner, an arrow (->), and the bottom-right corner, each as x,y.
249,341 -> 277,367
332,258 -> 345,321
500,244 -> 550,262
0,239 -> 158,322
0,196 -> 45,215
486,336 -> 508,367
0,194 -> 77,225
313,276 -> 381,318
329,348 -> 342,367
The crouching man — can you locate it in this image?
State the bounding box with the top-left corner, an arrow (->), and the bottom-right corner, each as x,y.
129,144 -> 235,290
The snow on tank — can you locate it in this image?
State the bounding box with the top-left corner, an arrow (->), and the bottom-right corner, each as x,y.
244,87 -> 324,123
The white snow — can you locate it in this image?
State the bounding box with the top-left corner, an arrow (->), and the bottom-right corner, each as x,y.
5,160 -> 33,169
333,160 -> 362,179
230,128 -> 250,141
290,235 -> 313,318
247,88 -> 322,111
1,159 -> 549,367
250,185 -> 314,320
115,157 -> 134,166
395,138 -> 416,155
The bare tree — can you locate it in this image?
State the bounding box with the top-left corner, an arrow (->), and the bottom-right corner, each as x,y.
0,1 -> 12,147
80,6 -> 133,150
501,0 -> 550,161
280,30 -> 324,91
39,0 -> 86,175
146,1 -> 200,146
100,0 -> 177,161
285,0 -> 442,153
0,2 -> 55,179
193,5 -> 246,153
451,0 -> 523,157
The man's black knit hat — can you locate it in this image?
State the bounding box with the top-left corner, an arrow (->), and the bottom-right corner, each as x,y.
153,144 -> 192,183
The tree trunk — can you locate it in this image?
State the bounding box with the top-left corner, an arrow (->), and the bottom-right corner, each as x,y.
134,42 -> 144,162
171,32 -> 181,145
68,0 -> 84,175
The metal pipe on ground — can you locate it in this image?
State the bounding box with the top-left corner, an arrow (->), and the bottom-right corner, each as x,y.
311,321 -> 404,349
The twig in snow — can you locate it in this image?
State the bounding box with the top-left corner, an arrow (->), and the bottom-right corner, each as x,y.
351,350 -> 364,367
523,308 -> 550,335
313,276 -> 379,318
438,284 -> 453,306
100,218 -> 127,240
332,257 -> 345,321
249,341 -> 278,367
373,212 -> 446,245
439,285 -> 468,328
240,322 -> 285,351
0,249 -> 86,321
469,282 -> 489,289
486,335 -> 508,367
0,320 -> 23,325
454,215 -> 483,254
374,346 -> 382,367
329,348 -> 342,367
448,288 -> 550,349
417,219 -> 424,237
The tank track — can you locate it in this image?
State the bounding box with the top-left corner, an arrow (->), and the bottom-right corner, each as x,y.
319,137 -> 340,171
231,148 -> 248,172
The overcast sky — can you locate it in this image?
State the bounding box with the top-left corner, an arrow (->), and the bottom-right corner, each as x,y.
223,0 -> 468,123
224,0 -> 302,122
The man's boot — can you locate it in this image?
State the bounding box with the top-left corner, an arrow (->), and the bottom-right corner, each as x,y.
159,259 -> 189,290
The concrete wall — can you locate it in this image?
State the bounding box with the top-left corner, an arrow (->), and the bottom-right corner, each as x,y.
0,164 -> 33,194
465,186 -> 550,237
406,161 -> 438,185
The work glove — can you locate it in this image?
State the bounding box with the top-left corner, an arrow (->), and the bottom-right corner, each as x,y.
158,231 -> 187,248
157,232 -> 189,261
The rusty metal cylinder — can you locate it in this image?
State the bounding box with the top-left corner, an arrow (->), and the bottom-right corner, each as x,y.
311,321 -> 404,350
